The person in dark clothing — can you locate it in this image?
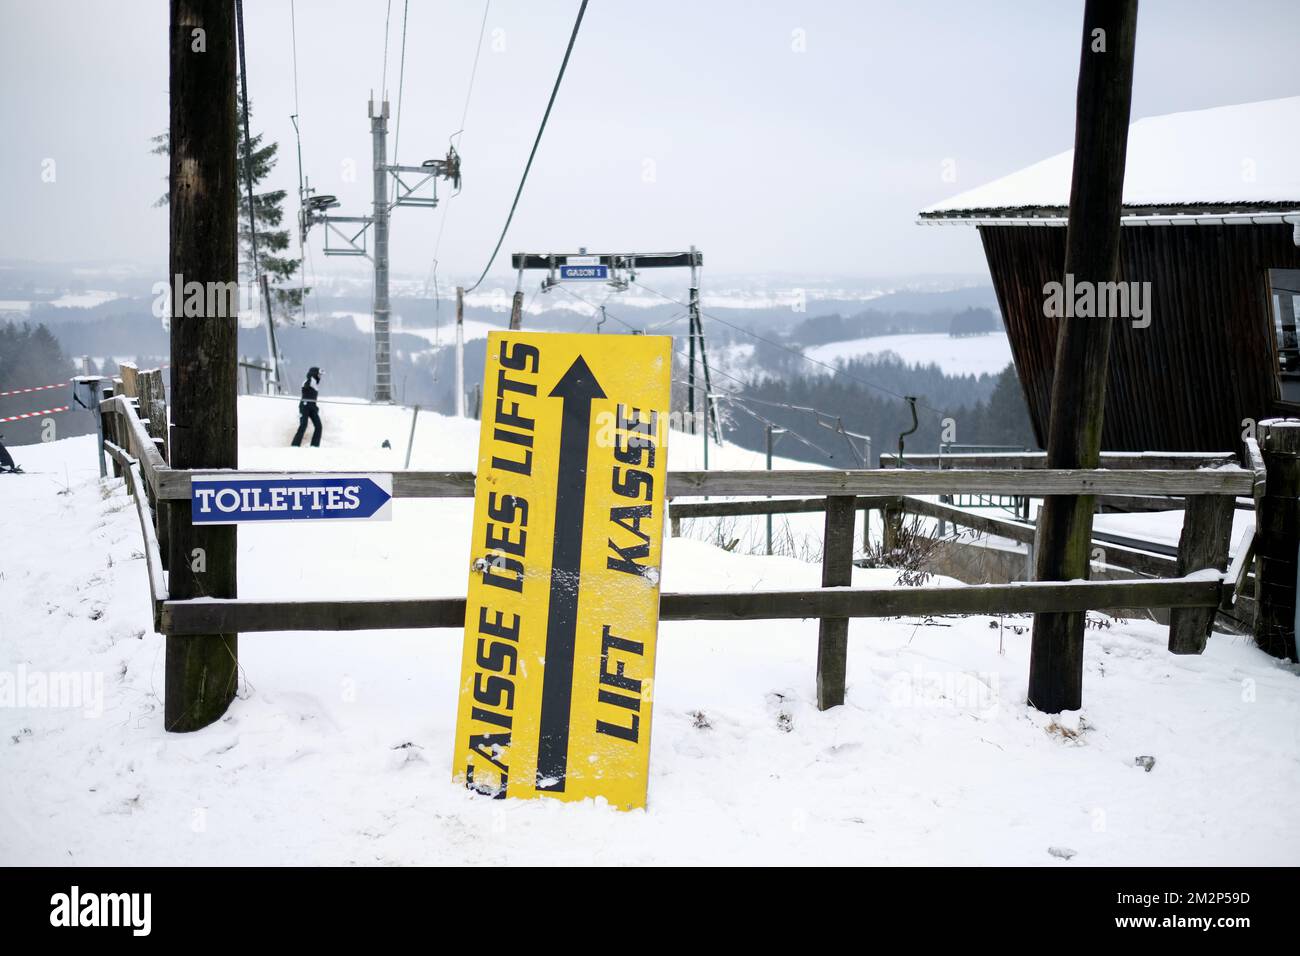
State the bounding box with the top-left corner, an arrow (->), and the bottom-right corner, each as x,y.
0,433 -> 19,473
291,367 -> 323,447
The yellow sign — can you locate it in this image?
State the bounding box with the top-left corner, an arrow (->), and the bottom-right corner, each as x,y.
452,331 -> 671,810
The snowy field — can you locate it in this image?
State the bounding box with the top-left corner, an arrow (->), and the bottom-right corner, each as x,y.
1,398 -> 1297,866
805,331 -> 1013,377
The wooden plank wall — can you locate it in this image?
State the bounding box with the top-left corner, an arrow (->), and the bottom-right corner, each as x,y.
980,222 -> 1300,452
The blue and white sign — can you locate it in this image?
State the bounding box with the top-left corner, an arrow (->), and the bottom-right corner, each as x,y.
191,473 -> 393,524
559,264 -> 609,281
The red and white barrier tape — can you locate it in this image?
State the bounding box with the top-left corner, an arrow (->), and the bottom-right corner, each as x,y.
0,381 -> 67,398
1,405 -> 70,422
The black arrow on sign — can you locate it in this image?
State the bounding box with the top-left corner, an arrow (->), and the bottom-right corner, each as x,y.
536,355 -> 607,792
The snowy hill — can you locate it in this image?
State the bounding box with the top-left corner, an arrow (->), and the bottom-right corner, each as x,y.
1,398 -> 1297,865
804,331 -> 1013,378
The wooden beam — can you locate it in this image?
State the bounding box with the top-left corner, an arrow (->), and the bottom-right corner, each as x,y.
104,442 -> 168,630
100,395 -> 168,496
665,469 -> 1250,498
669,495 -> 899,520
1167,495 -> 1235,653
160,575 -> 1223,635
816,496 -> 855,709
900,496 -> 1036,545
1094,493 -> 1187,512
151,466 -> 1256,502
1029,0 -> 1138,714
1244,436 -> 1266,500
165,0 -> 239,734
1220,523 -> 1257,612
879,451 -> 1235,470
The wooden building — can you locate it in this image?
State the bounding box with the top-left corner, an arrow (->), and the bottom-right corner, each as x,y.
921,97 -> 1300,452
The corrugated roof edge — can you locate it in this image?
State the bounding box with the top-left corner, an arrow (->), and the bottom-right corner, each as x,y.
919,201 -> 1300,221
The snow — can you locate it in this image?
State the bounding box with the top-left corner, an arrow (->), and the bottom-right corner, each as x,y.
924,96 -> 1300,214
805,332 -> 1013,377
2,398 -> 1298,865
48,290 -> 120,310
402,320 -> 502,348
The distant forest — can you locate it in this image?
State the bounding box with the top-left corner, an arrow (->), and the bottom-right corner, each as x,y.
671,303 -> 1036,465
677,354 -> 1037,468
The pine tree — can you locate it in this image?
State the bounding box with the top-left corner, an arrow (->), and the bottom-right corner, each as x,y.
151,100 -> 306,319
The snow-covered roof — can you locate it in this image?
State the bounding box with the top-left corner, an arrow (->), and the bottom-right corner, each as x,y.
921,96 -> 1300,220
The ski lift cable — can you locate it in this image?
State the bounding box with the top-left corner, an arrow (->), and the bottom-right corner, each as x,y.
731,392 -> 871,441
425,0 -> 492,306
703,385 -> 843,459
289,0 -> 302,119
289,1 -> 310,329
390,0 -> 410,201
380,0 -> 393,99
630,276 -> 949,419
552,282 -> 640,332
699,384 -> 840,461
464,0 -> 589,294
671,354 -> 869,461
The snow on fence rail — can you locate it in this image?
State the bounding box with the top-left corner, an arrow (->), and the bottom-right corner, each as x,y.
97,392 -> 1279,717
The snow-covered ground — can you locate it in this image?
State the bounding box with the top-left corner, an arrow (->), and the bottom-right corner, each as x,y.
1,398 -> 1297,865
48,290 -> 120,310
805,331 -> 1013,377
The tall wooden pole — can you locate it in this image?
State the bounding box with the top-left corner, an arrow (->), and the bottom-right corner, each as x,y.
1028,0 -> 1138,714
166,0 -> 240,732
1254,419 -> 1300,661
455,286 -> 465,417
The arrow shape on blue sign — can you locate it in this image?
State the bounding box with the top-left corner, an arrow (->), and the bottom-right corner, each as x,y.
190,474 -> 394,524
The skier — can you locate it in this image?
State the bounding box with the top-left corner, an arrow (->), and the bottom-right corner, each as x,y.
0,433 -> 20,474
291,367 -> 323,447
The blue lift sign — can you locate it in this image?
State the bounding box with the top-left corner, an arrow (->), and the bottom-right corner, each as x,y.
190,474 -> 394,524
559,264 -> 609,280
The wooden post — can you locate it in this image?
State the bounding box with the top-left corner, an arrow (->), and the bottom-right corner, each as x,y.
1255,419 -> 1300,660
1167,494 -> 1234,653
509,290 -> 524,331
165,0 -> 239,733
141,367 -> 171,570
403,404 -> 421,469
882,499 -> 903,554
101,387 -> 122,478
1028,0 -> 1137,713
119,362 -> 140,400
816,495 -> 855,710
139,368 -> 169,463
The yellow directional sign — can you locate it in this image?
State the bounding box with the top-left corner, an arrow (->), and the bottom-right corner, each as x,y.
452,331 -> 672,810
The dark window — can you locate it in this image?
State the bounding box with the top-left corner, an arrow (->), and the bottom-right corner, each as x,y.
1269,268 -> 1300,403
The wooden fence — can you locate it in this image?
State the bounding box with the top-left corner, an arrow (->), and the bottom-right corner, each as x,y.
98,389 -> 1283,717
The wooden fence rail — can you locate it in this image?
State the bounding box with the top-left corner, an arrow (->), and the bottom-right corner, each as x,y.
160,576 -> 1223,636
152,465 -> 1257,500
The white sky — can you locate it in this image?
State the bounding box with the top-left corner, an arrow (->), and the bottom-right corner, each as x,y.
1,0 -> 1297,283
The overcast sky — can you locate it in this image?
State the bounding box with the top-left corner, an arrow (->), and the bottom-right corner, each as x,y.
2,0 -> 1297,284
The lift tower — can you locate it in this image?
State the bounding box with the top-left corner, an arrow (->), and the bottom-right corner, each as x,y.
301,97 -> 461,403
